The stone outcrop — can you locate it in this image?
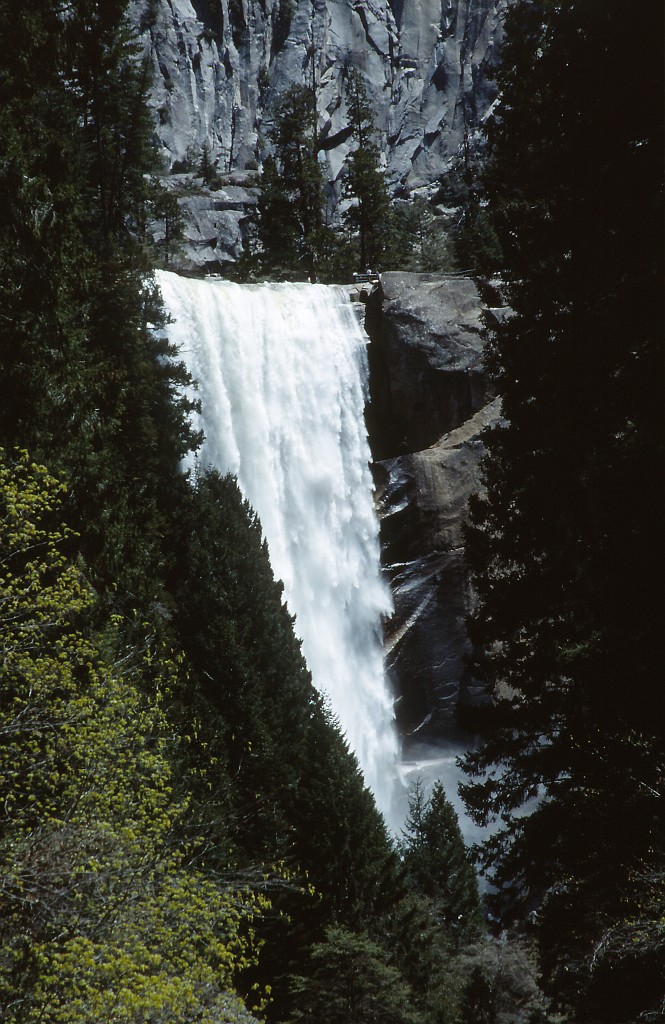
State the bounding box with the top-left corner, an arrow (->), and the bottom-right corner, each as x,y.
365,271 -> 494,456
364,272 -> 502,745
376,400 -> 500,741
129,0 -> 507,267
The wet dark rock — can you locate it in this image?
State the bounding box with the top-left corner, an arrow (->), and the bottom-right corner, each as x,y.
365,274 -> 503,745
366,272 -> 494,458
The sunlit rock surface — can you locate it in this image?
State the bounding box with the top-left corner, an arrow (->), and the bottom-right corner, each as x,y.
132,0 -> 505,184
130,0 -> 506,266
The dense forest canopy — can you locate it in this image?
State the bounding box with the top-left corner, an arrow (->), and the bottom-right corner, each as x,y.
461,1 -> 664,1021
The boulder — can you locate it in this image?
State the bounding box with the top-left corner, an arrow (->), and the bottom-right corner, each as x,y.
365,271 -> 494,458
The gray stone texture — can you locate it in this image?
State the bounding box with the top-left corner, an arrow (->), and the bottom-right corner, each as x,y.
130,0 -> 506,266
364,274 -> 502,744
152,174 -> 259,272
366,271 -> 494,456
132,0 -> 505,185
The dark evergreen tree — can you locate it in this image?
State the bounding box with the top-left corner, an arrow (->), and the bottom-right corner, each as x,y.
342,68 -> 393,271
255,153 -> 302,273
259,84 -> 331,280
150,183 -> 185,266
389,196 -> 456,273
401,780 -> 482,947
167,468 -> 315,859
459,966 -> 495,1024
61,0 -> 158,242
435,143 -> 501,273
289,926 -> 425,1024
198,141 -> 221,188
461,1 -> 664,1018
0,0 -> 199,605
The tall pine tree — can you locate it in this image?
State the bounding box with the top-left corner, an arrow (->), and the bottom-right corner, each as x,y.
259,84 -> 330,280
461,2 -> 664,1019
342,67 -> 393,271
0,0 -> 199,604
401,780 -> 482,947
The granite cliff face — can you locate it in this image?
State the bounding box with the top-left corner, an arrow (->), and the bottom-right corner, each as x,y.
366,272 -> 494,455
365,273 -> 501,744
130,0 -> 506,266
132,0 -> 505,186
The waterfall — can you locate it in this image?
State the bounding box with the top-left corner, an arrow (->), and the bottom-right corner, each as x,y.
157,271 -> 402,827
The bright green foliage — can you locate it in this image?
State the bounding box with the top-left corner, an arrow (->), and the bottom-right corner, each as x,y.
461,1 -> 663,1018
342,68 -> 393,271
400,780 -> 482,947
289,925 -> 425,1024
0,449 -> 266,1022
0,0 -> 199,606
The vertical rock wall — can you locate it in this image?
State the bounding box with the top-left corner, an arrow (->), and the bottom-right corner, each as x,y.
130,0 -> 507,190
365,273 -> 501,745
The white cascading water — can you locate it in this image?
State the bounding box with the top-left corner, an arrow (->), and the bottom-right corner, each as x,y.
157,271 -> 402,827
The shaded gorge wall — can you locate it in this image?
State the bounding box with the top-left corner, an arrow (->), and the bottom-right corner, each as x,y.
364,272 -> 501,842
